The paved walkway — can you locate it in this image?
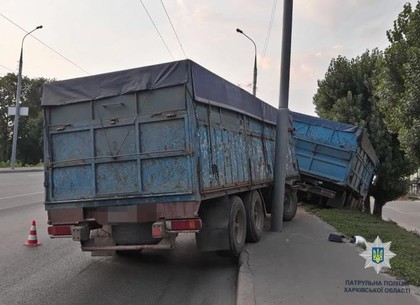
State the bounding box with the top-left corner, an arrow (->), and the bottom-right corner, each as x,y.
237,207 -> 420,305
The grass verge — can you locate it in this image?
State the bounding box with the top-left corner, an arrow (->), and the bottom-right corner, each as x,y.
303,204 -> 420,287
0,161 -> 43,168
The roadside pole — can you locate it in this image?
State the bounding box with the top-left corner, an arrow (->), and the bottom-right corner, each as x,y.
271,0 -> 293,232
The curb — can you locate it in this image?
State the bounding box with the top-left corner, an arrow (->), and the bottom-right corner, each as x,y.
236,249 -> 256,305
0,168 -> 43,174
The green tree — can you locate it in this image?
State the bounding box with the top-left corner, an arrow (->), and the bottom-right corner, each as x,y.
377,2 -> 420,166
314,50 -> 415,216
0,73 -> 49,165
0,74 -> 15,162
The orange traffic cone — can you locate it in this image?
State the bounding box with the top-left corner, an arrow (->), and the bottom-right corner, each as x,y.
24,220 -> 41,247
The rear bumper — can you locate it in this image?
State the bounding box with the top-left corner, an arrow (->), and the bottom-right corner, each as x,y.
81,241 -> 173,252
47,201 -> 200,225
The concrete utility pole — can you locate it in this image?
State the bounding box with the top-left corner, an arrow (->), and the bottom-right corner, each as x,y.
271,0 -> 293,232
236,28 -> 257,96
10,25 -> 43,169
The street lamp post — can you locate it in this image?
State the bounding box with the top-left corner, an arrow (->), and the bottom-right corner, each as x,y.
10,25 -> 43,169
236,28 -> 257,96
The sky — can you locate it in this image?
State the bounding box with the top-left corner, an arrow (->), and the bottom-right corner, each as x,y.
0,0 -> 416,116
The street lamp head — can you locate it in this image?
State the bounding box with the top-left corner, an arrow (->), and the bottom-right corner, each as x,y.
36,25 -> 43,30
235,27 -> 257,96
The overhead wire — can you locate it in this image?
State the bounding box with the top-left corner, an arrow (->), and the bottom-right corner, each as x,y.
0,64 -> 14,72
259,0 -> 278,70
160,0 -> 187,59
139,0 -> 175,60
0,12 -> 90,75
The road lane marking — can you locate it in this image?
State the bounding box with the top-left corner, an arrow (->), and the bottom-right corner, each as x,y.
0,192 -> 43,200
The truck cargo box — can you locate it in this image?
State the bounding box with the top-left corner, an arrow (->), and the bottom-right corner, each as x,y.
291,112 -> 378,207
43,60 -> 299,209
42,60 -> 300,255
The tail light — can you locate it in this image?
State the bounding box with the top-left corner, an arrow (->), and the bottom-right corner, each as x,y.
165,219 -> 202,231
48,225 -> 72,236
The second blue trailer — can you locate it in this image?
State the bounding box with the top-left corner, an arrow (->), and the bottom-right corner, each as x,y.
291,112 -> 378,208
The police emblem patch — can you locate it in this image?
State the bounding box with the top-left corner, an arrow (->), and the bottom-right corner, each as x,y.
372,247 -> 384,264
360,236 -> 396,274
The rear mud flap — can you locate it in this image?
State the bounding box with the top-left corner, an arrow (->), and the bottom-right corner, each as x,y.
196,197 -> 230,252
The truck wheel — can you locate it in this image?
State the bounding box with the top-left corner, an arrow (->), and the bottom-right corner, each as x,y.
243,191 -> 264,243
327,191 -> 346,208
228,196 -> 246,256
283,191 -> 298,221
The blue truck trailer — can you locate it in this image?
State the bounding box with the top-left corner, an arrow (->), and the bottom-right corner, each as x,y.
42,59 -> 300,256
290,112 -> 378,208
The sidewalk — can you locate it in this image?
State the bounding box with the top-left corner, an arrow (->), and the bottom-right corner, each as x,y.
237,207 -> 420,305
0,167 -> 43,174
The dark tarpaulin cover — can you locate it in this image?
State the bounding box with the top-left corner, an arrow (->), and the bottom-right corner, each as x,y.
42,59 -> 278,124
42,60 -> 189,106
191,62 -> 277,124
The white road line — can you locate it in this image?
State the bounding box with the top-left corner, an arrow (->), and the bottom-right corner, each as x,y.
0,192 -> 43,200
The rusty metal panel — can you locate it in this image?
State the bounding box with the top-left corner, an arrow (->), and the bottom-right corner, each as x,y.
221,130 -> 233,185
250,136 -> 266,182
96,161 -> 138,194
264,135 -> 275,180
141,156 -> 192,194
285,131 -> 300,181
195,104 -> 299,193
210,127 -> 225,187
52,165 -> 93,200
94,126 -> 136,157
348,147 -> 375,199
197,105 -> 264,192
45,84 -> 198,210
140,119 -> 185,153
52,130 -> 92,162
198,125 -> 211,189
236,131 -> 249,183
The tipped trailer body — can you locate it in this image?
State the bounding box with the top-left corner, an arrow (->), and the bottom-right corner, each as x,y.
42,60 -> 300,256
291,112 -> 378,208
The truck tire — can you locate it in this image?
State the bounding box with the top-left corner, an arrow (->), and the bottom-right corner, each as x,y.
228,196 -> 246,256
283,191 -> 298,221
243,191 -> 264,243
327,191 -> 347,208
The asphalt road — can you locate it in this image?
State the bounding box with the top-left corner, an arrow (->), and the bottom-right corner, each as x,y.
383,200 -> 420,234
0,171 -> 237,305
